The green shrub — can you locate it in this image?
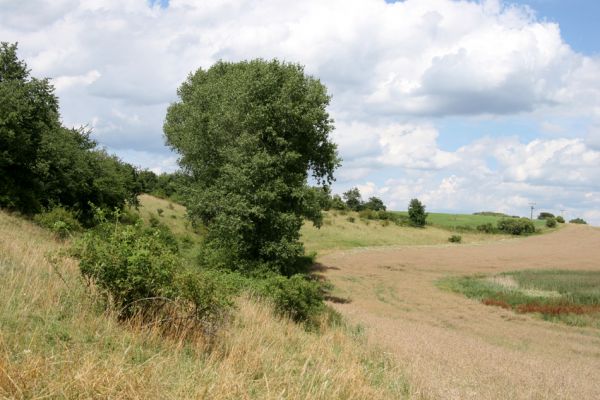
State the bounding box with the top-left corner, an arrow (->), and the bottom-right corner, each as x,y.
556,216 -> 565,223
157,208 -> 164,217
448,234 -> 462,243
258,274 -> 324,323
476,222 -> 497,234
72,215 -> 231,327
545,217 -> 557,228
569,218 -> 587,224
34,206 -> 82,239
347,216 -> 355,223
408,198 -> 427,227
497,218 -> 535,235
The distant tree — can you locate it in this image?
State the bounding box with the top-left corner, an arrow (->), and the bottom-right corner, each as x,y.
330,194 -> 347,210
0,42 -> 60,213
537,212 -> 555,220
569,218 -> 587,224
343,187 -> 363,211
164,59 -> 339,274
408,198 -> 427,227
556,216 -> 565,223
364,196 -> 386,211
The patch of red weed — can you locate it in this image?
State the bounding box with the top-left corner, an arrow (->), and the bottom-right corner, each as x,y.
516,303 -> 600,315
482,298 -> 511,309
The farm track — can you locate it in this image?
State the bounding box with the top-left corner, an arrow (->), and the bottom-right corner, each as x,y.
319,225 -> 600,399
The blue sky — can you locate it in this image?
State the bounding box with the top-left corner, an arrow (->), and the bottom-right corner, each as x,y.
1,0 -> 599,223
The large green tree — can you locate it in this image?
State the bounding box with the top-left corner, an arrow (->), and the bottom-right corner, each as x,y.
164,59 -> 339,274
0,42 -> 60,212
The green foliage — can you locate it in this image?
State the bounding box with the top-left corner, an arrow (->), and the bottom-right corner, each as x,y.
330,194 -> 347,210
448,234 -> 462,243
164,59 -> 339,275
545,217 -> 557,228
0,43 -> 140,222
364,196 -> 386,211
33,206 -> 82,239
407,198 -> 427,227
0,42 -> 60,213
72,212 -> 232,325
476,222 -> 497,234
556,216 -> 565,223
497,218 -> 535,235
157,208 -> 164,216
537,212 -> 555,220
473,211 -> 509,217
343,187 -> 363,211
347,216 -> 356,223
257,274 -> 324,323
569,217 -> 587,224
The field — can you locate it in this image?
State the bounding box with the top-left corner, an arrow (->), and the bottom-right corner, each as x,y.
301,211 -> 514,254
393,211 -> 550,230
318,224 -> 600,399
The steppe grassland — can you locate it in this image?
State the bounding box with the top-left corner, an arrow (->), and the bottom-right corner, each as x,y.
0,210 -> 410,399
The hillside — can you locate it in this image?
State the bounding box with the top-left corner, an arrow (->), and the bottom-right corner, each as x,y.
0,210 -> 409,399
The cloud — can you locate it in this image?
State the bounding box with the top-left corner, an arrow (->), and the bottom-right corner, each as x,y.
2,0 -> 600,222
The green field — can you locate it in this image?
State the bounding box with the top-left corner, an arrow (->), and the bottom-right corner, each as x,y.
393,211 -> 549,230
439,270 -> 600,328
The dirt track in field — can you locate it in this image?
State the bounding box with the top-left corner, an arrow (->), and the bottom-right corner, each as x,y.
318,225 -> 600,400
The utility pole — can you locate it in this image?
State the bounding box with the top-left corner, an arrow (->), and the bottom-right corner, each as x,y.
529,202 -> 536,220
560,209 -> 566,217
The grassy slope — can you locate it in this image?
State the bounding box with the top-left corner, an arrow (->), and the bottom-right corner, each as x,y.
0,210 -> 410,399
301,211 -> 513,254
135,196 -> 548,256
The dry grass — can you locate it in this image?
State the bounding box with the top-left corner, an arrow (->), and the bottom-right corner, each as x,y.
319,225 -> 600,399
0,210 -> 409,399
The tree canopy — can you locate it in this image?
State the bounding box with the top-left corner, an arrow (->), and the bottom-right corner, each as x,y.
0,42 -> 140,221
164,59 -> 339,274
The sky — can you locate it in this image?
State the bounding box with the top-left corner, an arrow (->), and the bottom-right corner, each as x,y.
1,0 -> 600,223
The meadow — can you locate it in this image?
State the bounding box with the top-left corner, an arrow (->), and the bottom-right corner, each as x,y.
440,269 -> 600,328
393,211 -> 549,230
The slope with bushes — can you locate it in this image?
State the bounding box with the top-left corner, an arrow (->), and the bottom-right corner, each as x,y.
0,210 -> 410,399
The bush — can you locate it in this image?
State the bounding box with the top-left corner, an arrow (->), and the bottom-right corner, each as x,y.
448,234 -> 462,243
72,214 -> 232,327
569,218 -> 587,224
408,198 -> 427,227
33,206 -> 81,239
157,208 -> 164,217
258,274 -> 324,323
476,222 -> 497,234
346,216 -> 356,223
497,218 -> 535,235
556,216 -> 565,223
545,217 -> 557,228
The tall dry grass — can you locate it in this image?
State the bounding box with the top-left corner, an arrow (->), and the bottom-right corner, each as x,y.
0,211 -> 410,399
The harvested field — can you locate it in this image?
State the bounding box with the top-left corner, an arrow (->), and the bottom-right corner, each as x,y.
318,224 -> 600,399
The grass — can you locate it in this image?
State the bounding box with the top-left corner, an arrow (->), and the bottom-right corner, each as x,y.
439,270 -> 600,328
393,211 -> 549,231
0,210 -> 411,399
301,211 -> 512,254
